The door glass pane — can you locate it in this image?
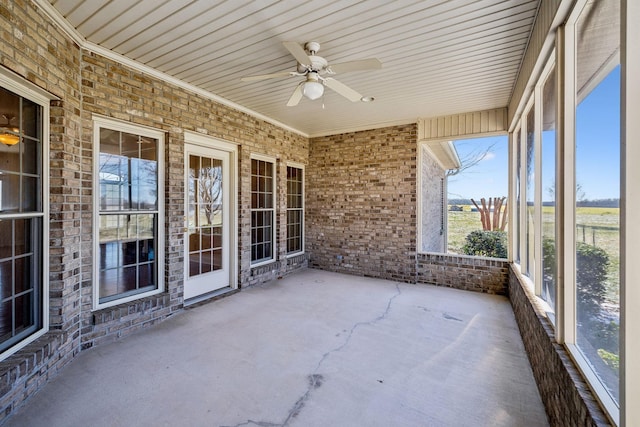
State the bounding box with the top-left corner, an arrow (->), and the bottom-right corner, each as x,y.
0,219 -> 11,259
574,0 -> 620,405
188,154 -> 224,278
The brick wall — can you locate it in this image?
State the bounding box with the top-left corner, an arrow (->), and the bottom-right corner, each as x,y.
508,267 -> 611,426
417,253 -> 509,295
420,147 -> 446,252
306,125 -> 418,283
0,0 -> 82,419
0,1 -> 309,421
77,51 -> 308,348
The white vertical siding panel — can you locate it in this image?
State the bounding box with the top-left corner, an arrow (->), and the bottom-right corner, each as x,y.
417,108 -> 508,141
473,112 -> 481,133
487,110 -> 498,132
437,117 -> 445,137
451,115 -> 459,137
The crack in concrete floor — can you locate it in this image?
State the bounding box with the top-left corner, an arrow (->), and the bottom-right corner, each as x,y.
223,283 -> 402,427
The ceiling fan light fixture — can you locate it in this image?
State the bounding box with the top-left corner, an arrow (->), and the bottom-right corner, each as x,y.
0,132 -> 19,146
302,80 -> 324,100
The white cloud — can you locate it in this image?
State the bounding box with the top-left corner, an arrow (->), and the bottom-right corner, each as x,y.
480,152 -> 496,161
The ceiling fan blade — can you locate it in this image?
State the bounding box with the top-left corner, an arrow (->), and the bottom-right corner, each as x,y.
286,83 -> 304,106
324,78 -> 362,102
327,58 -> 382,74
241,71 -> 294,82
283,41 -> 311,66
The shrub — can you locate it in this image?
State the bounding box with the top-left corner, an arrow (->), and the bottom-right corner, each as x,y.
461,230 -> 507,258
575,241 -> 609,324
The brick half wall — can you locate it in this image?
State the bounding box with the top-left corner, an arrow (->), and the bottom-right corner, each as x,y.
416,253 -> 509,295
508,266 -> 610,426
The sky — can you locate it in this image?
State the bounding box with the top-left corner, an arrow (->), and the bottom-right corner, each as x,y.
448,65 -> 620,202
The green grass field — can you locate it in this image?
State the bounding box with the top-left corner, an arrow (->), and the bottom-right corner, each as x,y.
448,205 -> 620,304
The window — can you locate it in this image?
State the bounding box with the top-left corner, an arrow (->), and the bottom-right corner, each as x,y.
541,64 -> 557,312
286,165 -> 304,255
514,127 -> 521,263
251,156 -> 275,264
94,118 -> 164,308
524,106 -> 536,279
0,80 -> 49,357
574,0 -> 620,407
511,1 -> 622,419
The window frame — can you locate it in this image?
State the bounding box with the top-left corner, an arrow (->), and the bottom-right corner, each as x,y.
511,2 -> 625,421
92,116 -> 165,310
285,162 -> 304,257
250,153 -> 276,266
0,68 -> 53,360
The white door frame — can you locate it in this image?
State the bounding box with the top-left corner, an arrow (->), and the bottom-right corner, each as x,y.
183,131 -> 238,300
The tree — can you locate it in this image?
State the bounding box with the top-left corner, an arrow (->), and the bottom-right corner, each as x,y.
470,197 -> 508,231
190,164 -> 223,226
446,142 -> 496,178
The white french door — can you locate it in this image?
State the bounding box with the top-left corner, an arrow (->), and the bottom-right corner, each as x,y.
183,139 -> 235,300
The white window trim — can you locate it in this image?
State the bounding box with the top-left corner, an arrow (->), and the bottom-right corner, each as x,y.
621,1 -> 640,425
92,115 -> 165,310
250,153 -> 276,267
0,70 -> 54,361
520,96 -> 534,280
285,161 -> 305,257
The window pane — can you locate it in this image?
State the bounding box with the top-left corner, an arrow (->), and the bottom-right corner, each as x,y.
251,158 -> 275,263
525,107 -> 535,279
575,0 -> 620,406
98,125 -> 160,304
22,176 -> 38,211
21,138 -> 39,175
21,98 -> 39,139
542,66 -> 557,314
515,129 -> 521,263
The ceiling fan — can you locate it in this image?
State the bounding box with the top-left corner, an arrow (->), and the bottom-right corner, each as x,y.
241,41 -> 382,106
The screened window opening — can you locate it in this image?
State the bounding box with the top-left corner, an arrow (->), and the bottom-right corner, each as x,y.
286,166 -> 303,254
574,0 -> 620,405
251,157 -> 275,264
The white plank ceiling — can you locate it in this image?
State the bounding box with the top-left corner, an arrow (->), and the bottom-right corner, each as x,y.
45,0 -> 540,137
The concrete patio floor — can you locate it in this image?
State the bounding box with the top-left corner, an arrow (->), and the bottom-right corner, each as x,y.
6,269 -> 548,427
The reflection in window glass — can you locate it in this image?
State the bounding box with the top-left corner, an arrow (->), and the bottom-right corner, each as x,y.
0,86 -> 43,354
541,65 -> 557,314
575,0 -> 620,406
187,154 -> 224,277
97,127 -> 159,304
